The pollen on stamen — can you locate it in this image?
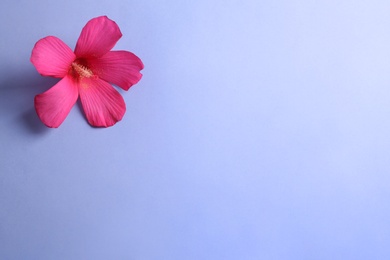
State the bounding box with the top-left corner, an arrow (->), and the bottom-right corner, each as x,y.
71,62 -> 94,78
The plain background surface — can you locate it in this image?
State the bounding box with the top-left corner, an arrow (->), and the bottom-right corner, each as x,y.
1,0 -> 390,259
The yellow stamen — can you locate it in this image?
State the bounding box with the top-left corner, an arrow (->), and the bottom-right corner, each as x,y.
71,62 -> 94,78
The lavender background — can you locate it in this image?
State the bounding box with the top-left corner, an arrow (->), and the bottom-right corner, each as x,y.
1,0 -> 390,259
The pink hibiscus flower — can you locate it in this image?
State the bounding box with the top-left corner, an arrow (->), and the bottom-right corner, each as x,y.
31,16 -> 144,128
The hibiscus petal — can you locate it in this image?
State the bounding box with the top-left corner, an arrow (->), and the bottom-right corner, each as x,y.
75,16 -> 122,58
31,36 -> 75,77
34,76 -> 79,128
78,77 -> 126,127
88,51 -> 144,90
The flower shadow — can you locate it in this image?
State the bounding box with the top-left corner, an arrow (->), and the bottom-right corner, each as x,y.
0,71 -> 59,135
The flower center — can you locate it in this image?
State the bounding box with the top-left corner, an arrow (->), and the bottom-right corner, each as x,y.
70,59 -> 94,79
